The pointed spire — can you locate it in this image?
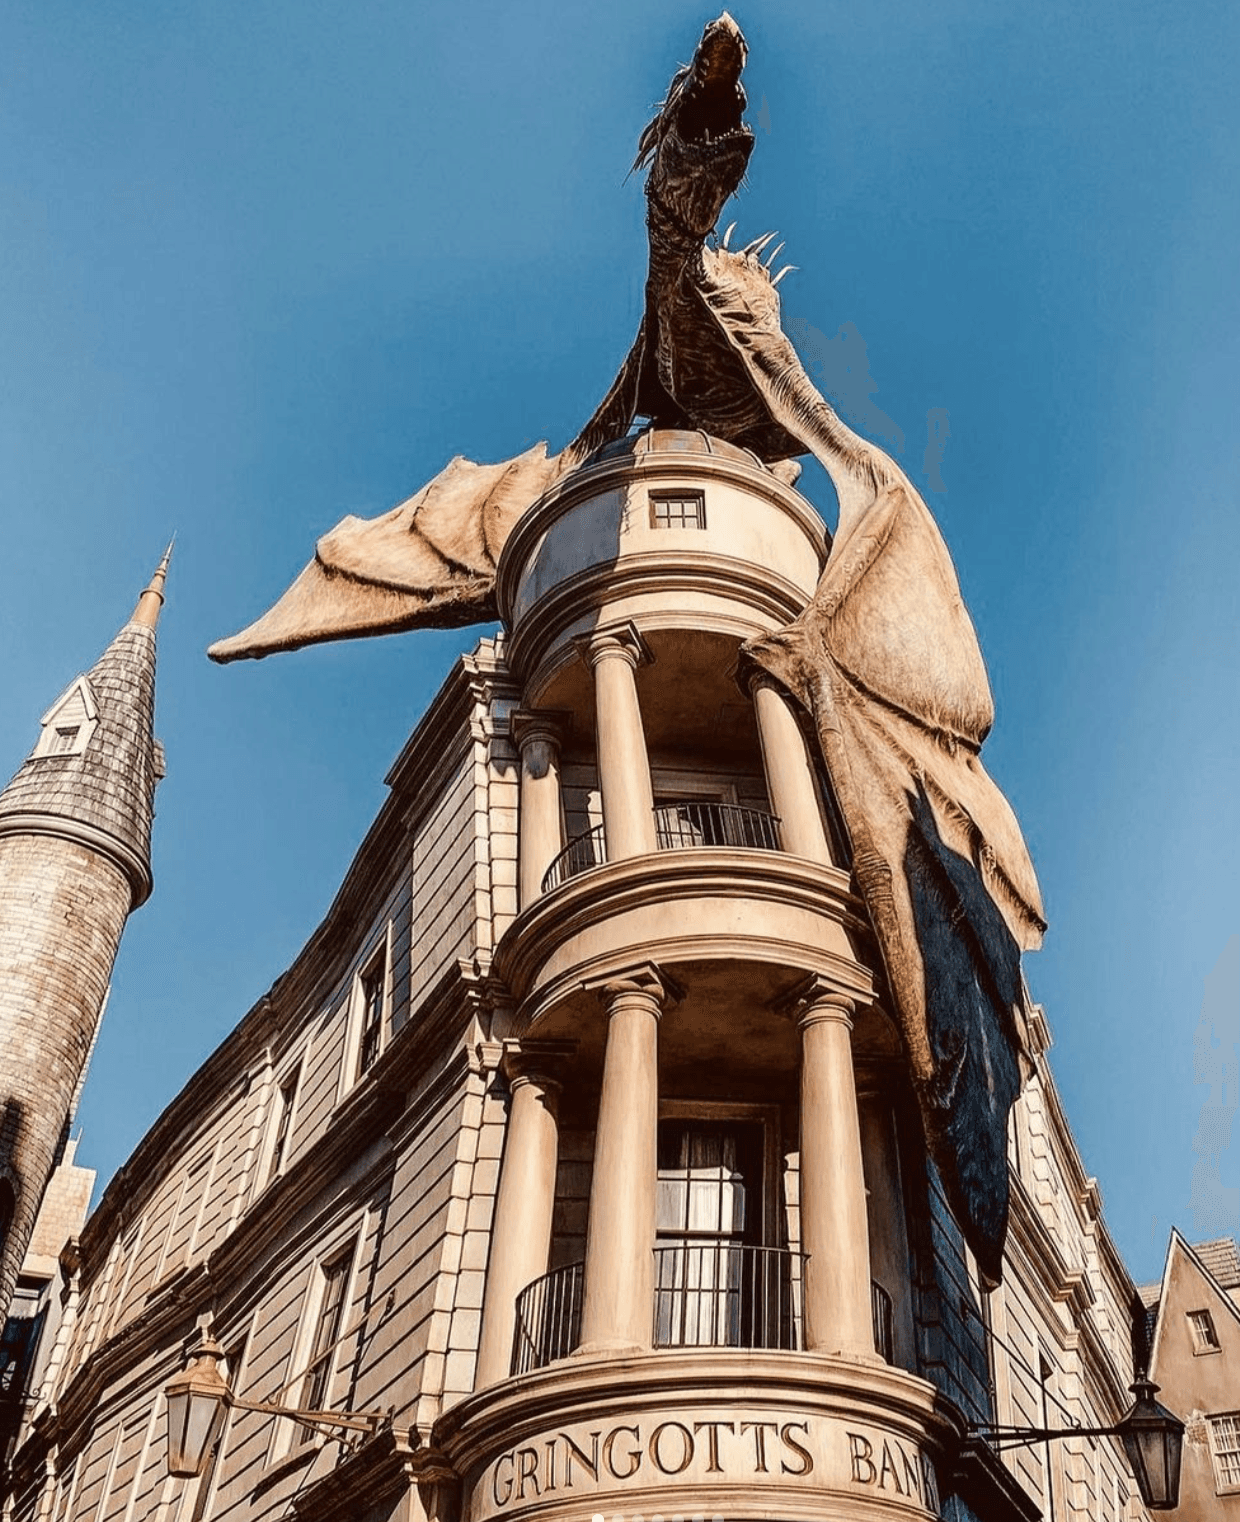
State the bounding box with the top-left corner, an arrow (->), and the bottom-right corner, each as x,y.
131,537 -> 174,629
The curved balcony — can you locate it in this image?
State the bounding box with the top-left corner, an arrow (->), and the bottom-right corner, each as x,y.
540,801 -> 781,895
511,1247 -> 808,1376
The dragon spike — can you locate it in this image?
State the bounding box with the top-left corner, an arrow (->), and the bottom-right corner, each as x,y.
764,241 -> 786,269
771,264 -> 799,287
721,221 -> 737,249
743,230 -> 778,258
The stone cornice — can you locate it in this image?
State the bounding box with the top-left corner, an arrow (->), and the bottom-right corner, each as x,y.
0,809 -> 151,906
496,849 -> 873,1016
507,553 -> 811,682
496,445 -> 827,629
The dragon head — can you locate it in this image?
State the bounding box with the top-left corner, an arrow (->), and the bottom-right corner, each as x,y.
636,12 -> 754,240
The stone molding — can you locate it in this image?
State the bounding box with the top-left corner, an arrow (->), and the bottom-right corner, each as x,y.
0,810 -> 152,907
495,849 -> 873,1025
508,553 -> 812,682
495,444 -> 828,630
434,1349 -> 960,1522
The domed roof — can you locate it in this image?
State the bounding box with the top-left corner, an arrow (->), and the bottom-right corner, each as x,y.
586,428 -> 772,473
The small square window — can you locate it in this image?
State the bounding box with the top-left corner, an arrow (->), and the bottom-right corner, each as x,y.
50,726 -> 80,754
650,491 -> 706,529
1190,1307 -> 1221,1352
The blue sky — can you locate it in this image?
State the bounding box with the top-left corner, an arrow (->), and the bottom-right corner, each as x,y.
2,0 -> 1236,1285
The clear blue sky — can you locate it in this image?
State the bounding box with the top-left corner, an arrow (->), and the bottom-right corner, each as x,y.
2,0 -> 1236,1285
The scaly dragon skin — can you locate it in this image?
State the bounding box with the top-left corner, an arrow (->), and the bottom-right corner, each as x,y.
210,15 -> 1045,1286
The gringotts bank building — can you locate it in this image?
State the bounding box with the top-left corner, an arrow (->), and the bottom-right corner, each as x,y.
2,16 -> 1176,1522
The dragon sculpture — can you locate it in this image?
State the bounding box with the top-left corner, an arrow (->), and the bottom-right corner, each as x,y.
210,14 -> 1045,1285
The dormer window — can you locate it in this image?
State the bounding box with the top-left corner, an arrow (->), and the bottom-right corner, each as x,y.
650,490 -> 706,529
32,677 -> 97,759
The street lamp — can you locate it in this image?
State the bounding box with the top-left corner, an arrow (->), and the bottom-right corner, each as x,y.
973,1373 -> 1184,1511
164,1338 -> 385,1480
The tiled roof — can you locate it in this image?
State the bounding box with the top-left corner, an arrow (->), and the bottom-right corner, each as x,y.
0,619 -> 160,903
1193,1236 -> 1240,1289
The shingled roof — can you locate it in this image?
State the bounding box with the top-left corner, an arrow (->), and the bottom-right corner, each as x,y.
0,548 -> 169,906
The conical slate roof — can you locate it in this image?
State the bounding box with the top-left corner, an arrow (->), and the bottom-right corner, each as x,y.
0,550 -> 169,906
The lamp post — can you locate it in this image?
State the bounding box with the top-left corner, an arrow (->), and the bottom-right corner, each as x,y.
972,1373 -> 1184,1511
164,1338 -> 385,1480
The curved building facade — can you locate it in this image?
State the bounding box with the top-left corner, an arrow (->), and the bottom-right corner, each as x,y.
7,438 -> 1151,1521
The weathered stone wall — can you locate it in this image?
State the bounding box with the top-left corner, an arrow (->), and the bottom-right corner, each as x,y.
0,833 -> 129,1311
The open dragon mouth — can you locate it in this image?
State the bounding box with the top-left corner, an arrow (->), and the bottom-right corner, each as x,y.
637,13 -> 755,237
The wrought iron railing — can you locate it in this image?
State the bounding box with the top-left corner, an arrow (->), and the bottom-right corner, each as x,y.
653,1244 -> 805,1351
540,802 -> 781,894
653,801 -> 780,852
510,1254 -> 899,1373
541,824 -> 607,894
511,1260 -> 585,1376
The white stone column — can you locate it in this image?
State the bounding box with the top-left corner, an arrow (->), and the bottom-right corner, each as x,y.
512,712 -> 566,909
789,979 -> 875,1358
475,1045 -> 566,1387
580,625 -> 656,861
749,673 -> 835,864
578,966 -> 668,1353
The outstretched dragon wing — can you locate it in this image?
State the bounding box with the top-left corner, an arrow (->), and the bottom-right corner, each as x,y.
699,242 -> 1044,1284
208,326 -> 650,664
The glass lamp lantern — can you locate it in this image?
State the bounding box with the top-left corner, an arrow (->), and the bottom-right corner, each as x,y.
164,1338 -> 230,1479
1118,1376 -> 1184,1512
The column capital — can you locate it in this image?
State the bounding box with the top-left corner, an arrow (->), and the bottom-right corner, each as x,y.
583,960 -> 681,1012
735,652 -> 788,701
500,1038 -> 577,1091
775,974 -> 858,1030
574,621 -> 653,673
510,709 -> 571,755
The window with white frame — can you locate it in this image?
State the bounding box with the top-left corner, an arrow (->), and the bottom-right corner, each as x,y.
297,1243 -> 354,1442
356,957 -> 386,1077
265,1064 -> 301,1185
1210,1413 -> 1240,1491
1189,1307 -> 1221,1352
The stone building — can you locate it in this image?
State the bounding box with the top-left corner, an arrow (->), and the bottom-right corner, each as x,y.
6,437 -> 1158,1519
1139,1233 -> 1240,1515
0,552 -> 168,1322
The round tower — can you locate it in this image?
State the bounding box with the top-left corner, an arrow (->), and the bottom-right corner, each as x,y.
0,550 -> 169,1316
440,433 -> 956,1521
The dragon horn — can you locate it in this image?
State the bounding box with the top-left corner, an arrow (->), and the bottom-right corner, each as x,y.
721,221 -> 737,249
771,265 -> 799,286
743,230 -> 778,257
764,241 -> 786,269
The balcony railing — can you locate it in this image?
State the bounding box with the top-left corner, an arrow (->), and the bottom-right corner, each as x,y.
541,824 -> 607,894
653,801 -> 780,852
512,1261 -> 585,1376
540,802 -> 780,894
653,1243 -> 805,1351
511,1247 -> 813,1375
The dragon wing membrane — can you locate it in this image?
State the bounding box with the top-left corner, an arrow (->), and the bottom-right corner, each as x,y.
207,327 -> 654,663
207,443 -> 575,661
700,244 -> 1045,1283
